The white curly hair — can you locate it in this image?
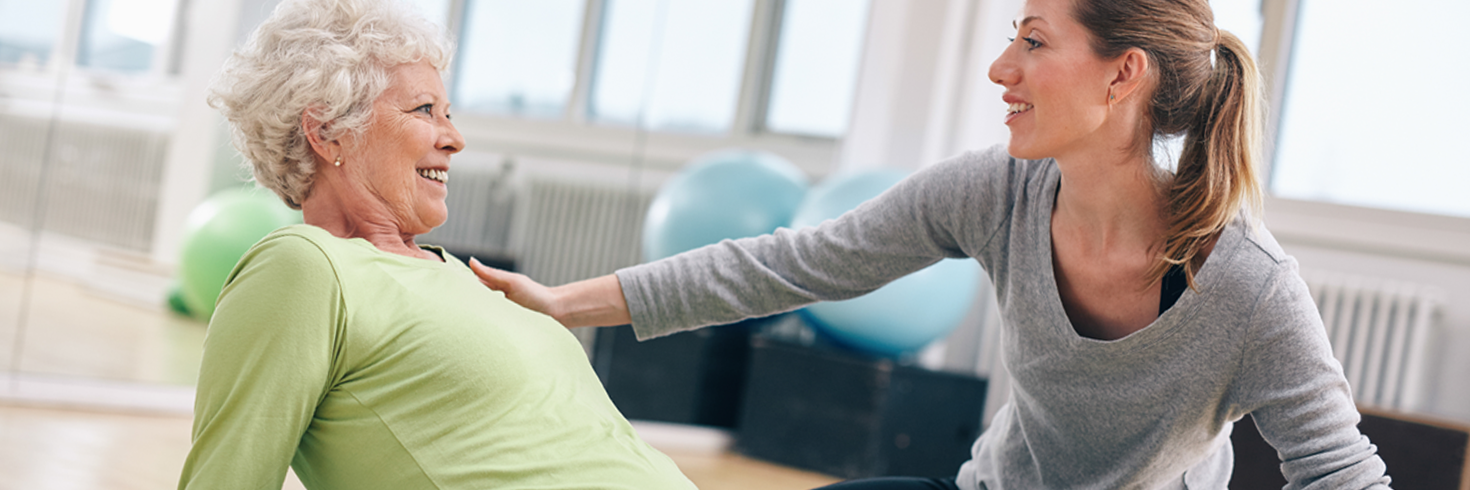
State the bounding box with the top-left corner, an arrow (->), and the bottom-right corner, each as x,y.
209,0 -> 453,209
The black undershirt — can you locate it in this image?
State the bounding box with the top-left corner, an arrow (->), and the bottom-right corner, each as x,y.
1159,263 -> 1187,314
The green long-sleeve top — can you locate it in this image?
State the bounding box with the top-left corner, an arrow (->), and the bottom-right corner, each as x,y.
179,224 -> 694,490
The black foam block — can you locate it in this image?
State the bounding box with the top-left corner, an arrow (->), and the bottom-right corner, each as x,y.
736,335 -> 988,479
592,321 -> 755,428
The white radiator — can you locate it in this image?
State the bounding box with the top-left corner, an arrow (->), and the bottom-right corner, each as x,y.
509,176 -> 653,287
0,116 -> 51,230
420,157 -> 519,258
0,115 -> 167,252
1303,271 -> 1440,412
425,160 -> 654,287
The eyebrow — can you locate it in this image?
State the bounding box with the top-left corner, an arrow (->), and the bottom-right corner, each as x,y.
1013,15 -> 1042,29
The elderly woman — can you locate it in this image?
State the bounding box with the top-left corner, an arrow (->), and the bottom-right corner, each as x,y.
175,1 -> 694,489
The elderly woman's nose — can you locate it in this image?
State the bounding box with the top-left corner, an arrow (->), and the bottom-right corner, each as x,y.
440,120 -> 465,154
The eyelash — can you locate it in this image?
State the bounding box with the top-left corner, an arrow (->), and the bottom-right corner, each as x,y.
414,104 -> 451,120
1007,36 -> 1042,50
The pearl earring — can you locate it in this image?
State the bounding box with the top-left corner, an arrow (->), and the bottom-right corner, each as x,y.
334,156 -> 342,167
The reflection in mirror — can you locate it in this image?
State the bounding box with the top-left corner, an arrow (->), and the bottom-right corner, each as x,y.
77,0 -> 180,73
0,0 -> 65,68
2,0 -> 206,394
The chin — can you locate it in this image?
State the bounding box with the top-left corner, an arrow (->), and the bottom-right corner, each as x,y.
1006,140 -> 1043,161
414,206 -> 449,234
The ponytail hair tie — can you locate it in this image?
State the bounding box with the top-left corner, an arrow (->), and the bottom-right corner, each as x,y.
1211,27 -> 1223,68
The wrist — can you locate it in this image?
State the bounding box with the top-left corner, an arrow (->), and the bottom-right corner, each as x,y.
546,285 -> 573,325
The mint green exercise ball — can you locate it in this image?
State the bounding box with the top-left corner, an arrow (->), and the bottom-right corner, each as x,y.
791,169 -> 981,357
177,188 -> 301,322
641,149 -> 808,262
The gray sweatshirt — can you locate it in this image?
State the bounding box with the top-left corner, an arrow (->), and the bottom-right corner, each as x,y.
616,146 -> 1391,489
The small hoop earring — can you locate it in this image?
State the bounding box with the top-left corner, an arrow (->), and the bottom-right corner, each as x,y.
334,156 -> 342,167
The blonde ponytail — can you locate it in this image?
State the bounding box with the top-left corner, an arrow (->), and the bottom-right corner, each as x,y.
1152,31 -> 1264,288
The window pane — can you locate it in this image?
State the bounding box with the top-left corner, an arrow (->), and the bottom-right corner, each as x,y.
78,0 -> 179,73
1211,0 -> 1262,56
1271,0 -> 1470,218
0,0 -> 65,67
403,0 -> 451,28
591,0 -> 754,133
456,0 -> 585,117
764,0 -> 869,138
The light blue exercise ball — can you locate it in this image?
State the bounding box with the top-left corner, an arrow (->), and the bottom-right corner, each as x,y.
791,169 -> 981,357
642,149 -> 808,262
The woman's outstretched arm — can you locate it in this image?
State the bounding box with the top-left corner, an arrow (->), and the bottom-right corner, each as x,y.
469,259 -> 631,328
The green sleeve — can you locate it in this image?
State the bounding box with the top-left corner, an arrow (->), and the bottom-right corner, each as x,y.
178,234 -> 343,490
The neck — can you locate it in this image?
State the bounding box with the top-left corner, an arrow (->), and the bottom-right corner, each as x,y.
1051,148 -> 1167,252
300,172 -> 436,260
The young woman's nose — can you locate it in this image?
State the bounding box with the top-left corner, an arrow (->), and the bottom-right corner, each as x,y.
988,45 -> 1020,86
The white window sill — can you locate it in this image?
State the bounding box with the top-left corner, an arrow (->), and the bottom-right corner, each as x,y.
1264,196 -> 1470,266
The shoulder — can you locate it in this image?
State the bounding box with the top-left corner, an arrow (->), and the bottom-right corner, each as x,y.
908,145 -> 1056,206
1201,221 -> 1318,330
227,224 -> 345,286
1197,221 -> 1308,309
921,145 -> 1052,182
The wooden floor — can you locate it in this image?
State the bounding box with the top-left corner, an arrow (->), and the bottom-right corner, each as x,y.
0,265 -> 841,489
0,402 -> 840,490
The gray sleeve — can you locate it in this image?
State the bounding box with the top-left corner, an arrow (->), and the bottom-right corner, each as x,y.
617,148 -> 1014,340
1231,259 -> 1392,489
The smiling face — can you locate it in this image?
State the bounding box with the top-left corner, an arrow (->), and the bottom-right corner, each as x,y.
987,0 -> 1121,161
337,61 -> 464,235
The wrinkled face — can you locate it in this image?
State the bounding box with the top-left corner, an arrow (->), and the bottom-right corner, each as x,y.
986,0 -> 1117,160
339,61 -> 464,235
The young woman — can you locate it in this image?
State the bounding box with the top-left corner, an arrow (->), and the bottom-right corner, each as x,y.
470,0 -> 1392,487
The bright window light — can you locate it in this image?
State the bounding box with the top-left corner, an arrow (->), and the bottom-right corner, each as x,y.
590,0 -> 754,133
764,0 -> 870,138
1271,0 -> 1470,218
1211,0 -> 1261,55
108,0 -> 175,45
0,0 -> 65,67
455,0 -> 586,117
78,0 -> 179,73
403,0 -> 452,28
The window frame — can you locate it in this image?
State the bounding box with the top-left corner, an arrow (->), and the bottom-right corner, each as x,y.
1256,0 -> 1470,264
0,0 -> 185,129
446,0 -> 844,176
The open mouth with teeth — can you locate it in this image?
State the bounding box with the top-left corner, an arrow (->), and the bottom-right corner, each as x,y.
1007,102 -> 1034,115
417,168 -> 448,184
